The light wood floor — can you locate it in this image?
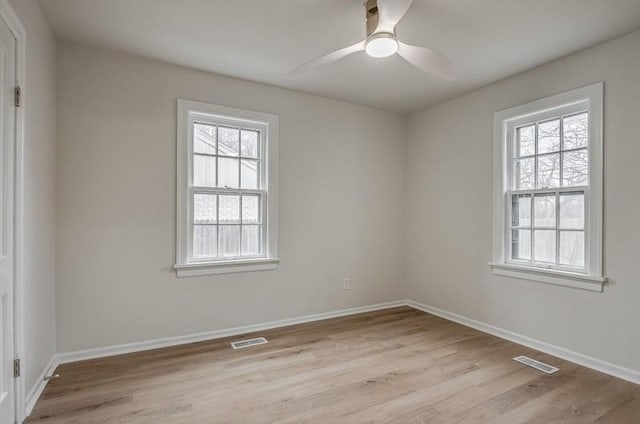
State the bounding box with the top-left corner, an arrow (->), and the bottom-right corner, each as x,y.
27,307 -> 640,423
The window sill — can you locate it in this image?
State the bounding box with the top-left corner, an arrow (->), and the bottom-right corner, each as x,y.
174,258 -> 280,277
489,262 -> 606,292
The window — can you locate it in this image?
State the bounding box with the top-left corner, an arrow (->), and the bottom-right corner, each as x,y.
175,100 -> 278,276
491,83 -> 605,292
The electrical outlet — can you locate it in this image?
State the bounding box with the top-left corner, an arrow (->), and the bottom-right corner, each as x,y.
343,277 -> 351,290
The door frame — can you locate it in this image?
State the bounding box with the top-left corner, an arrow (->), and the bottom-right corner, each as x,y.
0,1 -> 25,422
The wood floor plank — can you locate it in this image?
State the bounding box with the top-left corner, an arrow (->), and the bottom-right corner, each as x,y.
26,307 -> 639,423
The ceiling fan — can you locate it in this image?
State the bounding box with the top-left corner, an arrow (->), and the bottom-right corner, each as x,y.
289,0 -> 455,80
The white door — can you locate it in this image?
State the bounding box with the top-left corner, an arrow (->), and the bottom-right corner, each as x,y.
0,14 -> 16,424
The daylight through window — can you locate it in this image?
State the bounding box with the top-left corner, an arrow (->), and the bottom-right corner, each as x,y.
492,83 -> 604,290
510,112 -> 589,270
176,100 -> 278,276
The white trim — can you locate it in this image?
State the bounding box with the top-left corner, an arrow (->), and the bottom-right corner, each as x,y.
176,99 -> 278,277
0,1 -> 25,422
492,83 -> 604,289
23,298 -> 638,414
406,300 -> 640,385
174,258 -> 280,276
24,356 -> 56,418
55,300 -> 405,364
489,262 -> 605,292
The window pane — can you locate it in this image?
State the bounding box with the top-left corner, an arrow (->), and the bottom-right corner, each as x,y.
511,194 -> 531,227
242,194 -> 260,224
242,225 -> 261,255
218,157 -> 239,188
563,113 -> 588,150
559,231 -> 584,267
537,153 -> 560,188
516,125 -> 535,157
534,194 -> 556,228
241,130 -> 259,158
513,157 -> 534,190
562,149 -> 588,187
219,225 -> 240,257
218,195 -> 240,224
538,119 -> 560,153
194,194 -> 217,224
218,126 -> 240,156
193,123 -> 216,155
193,154 -> 216,187
193,225 -> 217,258
241,159 -> 259,189
511,229 -> 531,261
534,230 -> 556,263
559,192 -> 584,229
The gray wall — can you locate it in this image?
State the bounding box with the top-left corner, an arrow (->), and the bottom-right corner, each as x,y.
46,15 -> 640,380
8,0 -> 57,397
406,31 -> 640,371
55,43 -> 407,352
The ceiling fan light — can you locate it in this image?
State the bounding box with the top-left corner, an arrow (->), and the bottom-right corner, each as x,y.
365,34 -> 398,58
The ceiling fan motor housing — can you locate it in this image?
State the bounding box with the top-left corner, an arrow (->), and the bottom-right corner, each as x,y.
365,0 -> 380,37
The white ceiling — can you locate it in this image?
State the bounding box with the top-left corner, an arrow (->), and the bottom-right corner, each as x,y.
38,0 -> 640,114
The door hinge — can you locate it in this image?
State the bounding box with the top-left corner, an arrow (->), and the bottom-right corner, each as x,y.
14,86 -> 21,107
13,358 -> 20,378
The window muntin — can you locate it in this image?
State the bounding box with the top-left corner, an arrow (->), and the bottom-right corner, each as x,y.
176,100 -> 278,275
508,111 -> 589,272
492,83 -> 603,290
190,119 -> 266,262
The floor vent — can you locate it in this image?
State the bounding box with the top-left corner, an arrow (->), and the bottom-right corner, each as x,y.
513,355 -> 559,374
230,337 -> 268,349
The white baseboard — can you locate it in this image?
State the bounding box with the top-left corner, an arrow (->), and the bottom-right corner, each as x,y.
26,297 -> 638,421
56,300 -> 407,365
405,300 -> 640,385
25,356 -> 58,418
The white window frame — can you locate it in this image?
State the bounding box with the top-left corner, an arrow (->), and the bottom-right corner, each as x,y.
490,83 -> 606,292
175,99 -> 278,277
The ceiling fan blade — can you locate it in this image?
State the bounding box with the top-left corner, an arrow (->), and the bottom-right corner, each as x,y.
376,0 -> 413,33
288,40 -> 366,75
396,41 -> 456,80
